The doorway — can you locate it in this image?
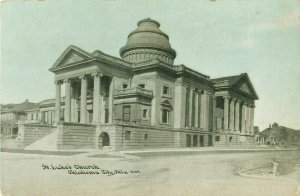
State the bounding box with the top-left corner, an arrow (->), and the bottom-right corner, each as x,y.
98,132 -> 110,148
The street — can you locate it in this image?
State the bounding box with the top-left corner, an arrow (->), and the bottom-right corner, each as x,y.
1,149 -> 300,196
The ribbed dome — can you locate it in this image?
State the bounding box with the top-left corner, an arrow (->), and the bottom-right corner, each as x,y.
120,18 -> 176,65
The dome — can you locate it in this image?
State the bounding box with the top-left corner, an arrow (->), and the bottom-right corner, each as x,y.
120,18 -> 176,65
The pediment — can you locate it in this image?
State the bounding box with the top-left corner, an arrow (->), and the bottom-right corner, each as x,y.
60,52 -> 86,66
161,100 -> 172,108
50,45 -> 92,70
234,75 -> 258,99
239,82 -> 251,94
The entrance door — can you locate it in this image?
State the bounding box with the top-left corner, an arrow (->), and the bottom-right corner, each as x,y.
99,132 -> 110,148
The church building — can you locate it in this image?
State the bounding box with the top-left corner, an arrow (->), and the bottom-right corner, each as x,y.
20,18 -> 258,149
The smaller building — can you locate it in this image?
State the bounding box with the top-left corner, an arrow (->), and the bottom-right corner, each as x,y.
258,123 -> 300,146
0,100 -> 36,138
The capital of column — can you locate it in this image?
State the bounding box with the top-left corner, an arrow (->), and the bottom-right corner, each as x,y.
204,91 -> 210,95
243,102 -> 249,107
79,75 -> 87,80
63,78 -> 71,83
231,97 -> 237,102
249,104 -> 255,108
91,72 -> 104,78
54,80 -> 63,85
198,90 -> 204,94
236,99 -> 242,103
223,95 -> 230,100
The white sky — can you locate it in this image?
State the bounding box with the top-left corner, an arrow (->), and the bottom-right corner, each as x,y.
1,0 -> 300,130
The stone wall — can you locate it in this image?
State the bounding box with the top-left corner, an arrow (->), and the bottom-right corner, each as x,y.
57,122 -> 96,150
111,124 -> 174,149
18,123 -> 55,148
213,132 -> 256,147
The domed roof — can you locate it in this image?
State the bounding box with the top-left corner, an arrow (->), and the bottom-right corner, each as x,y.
120,18 -> 176,59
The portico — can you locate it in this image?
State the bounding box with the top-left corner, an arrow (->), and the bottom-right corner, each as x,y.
54,72 -> 115,125
221,97 -> 255,134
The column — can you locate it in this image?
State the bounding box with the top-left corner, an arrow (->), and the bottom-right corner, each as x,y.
55,81 -> 61,123
74,85 -> 80,123
223,96 -> 229,130
205,92 -> 210,131
229,98 -> 235,131
188,87 -> 193,127
212,96 -> 217,131
200,91 -> 205,129
64,79 -> 71,122
234,100 -> 240,131
245,104 -> 250,133
250,105 -> 255,134
194,90 -> 199,128
92,73 -> 102,124
108,76 -> 114,123
241,103 -> 246,133
70,84 -> 76,122
80,75 -> 87,123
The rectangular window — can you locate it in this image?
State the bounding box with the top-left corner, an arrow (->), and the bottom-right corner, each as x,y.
125,131 -> 131,140
193,135 -> 198,147
215,136 -> 220,142
123,106 -> 131,122
161,109 -> 169,124
61,109 -> 64,121
142,108 -> 148,119
200,135 -> 204,147
209,135 -> 213,146
144,134 -> 148,140
105,109 -> 109,123
162,86 -> 169,95
122,83 -> 128,89
138,84 -> 145,88
186,134 -> 192,147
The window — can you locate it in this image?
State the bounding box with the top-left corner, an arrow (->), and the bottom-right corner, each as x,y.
208,135 -> 213,146
138,84 -> 145,88
162,86 -> 169,95
229,136 -> 233,142
215,136 -> 220,142
161,109 -> 170,124
142,108 -> 149,119
144,134 -> 148,140
105,109 -> 109,123
61,109 -> 64,121
122,83 -> 128,89
123,106 -> 131,122
125,131 -> 131,140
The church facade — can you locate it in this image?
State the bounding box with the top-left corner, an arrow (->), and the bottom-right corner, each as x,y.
22,18 -> 258,149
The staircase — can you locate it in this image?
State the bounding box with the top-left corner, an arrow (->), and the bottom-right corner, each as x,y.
25,130 -> 59,151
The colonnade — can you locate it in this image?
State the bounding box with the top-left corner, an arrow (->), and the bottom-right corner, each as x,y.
222,96 -> 254,134
186,87 -> 211,131
54,72 -> 113,124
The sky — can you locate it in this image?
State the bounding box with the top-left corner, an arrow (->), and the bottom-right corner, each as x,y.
1,0 -> 300,130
